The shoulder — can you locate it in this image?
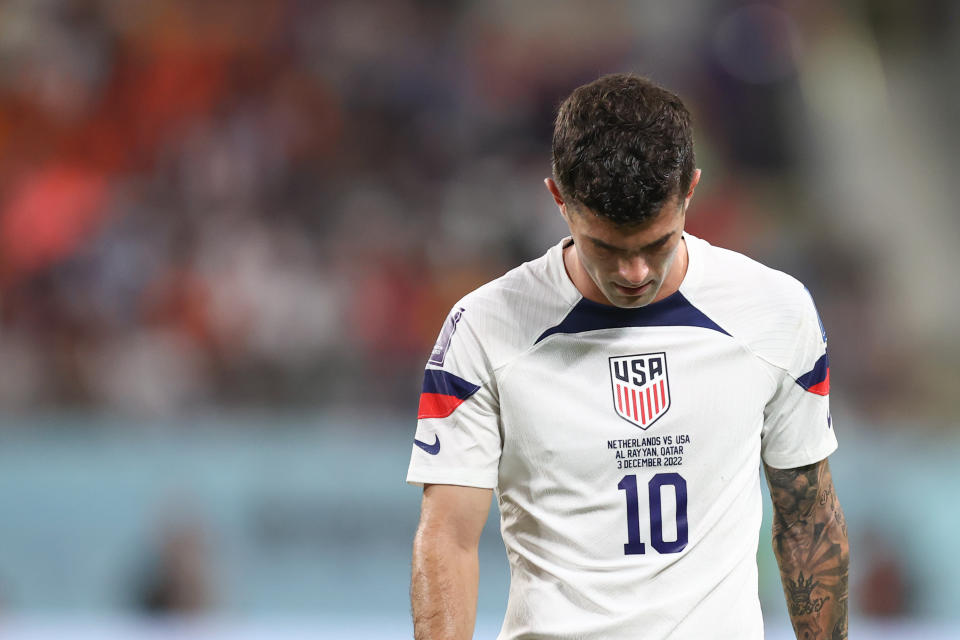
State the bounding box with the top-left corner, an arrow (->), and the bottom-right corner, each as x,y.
685,236 -> 826,370
697,238 -> 811,305
442,241 -> 579,371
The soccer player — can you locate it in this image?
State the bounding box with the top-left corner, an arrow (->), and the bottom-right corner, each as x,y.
408,73 -> 848,639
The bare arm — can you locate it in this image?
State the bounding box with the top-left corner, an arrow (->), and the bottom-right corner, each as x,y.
411,484 -> 492,640
764,459 -> 849,640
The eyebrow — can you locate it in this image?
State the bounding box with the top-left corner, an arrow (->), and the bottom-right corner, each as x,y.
588,230 -> 675,253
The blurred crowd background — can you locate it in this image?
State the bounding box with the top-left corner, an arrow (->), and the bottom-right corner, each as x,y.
2,0 -> 958,418
0,0 -> 958,638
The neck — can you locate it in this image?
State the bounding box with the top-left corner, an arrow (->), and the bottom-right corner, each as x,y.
656,235 -> 688,301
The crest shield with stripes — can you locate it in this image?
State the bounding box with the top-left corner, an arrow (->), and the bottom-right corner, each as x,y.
609,353 -> 671,429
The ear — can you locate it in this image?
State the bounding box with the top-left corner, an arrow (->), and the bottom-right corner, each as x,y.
544,178 -> 566,209
684,169 -> 702,206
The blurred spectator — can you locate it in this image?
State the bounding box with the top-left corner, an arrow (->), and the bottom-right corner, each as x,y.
134,514 -> 215,615
857,530 -> 911,618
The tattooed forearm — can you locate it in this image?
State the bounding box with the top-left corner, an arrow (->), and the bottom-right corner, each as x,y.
765,460 -> 849,640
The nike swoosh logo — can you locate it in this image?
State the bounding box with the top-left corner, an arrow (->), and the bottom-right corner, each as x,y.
414,435 -> 440,455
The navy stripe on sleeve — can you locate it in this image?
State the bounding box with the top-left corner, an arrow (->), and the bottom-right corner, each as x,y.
421,369 -> 481,400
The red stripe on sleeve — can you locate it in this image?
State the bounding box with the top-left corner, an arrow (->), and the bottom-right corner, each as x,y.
418,393 -> 467,419
806,369 -> 830,396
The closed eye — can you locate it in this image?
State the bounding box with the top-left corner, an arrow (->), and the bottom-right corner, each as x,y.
588,232 -> 674,255
648,236 -> 671,251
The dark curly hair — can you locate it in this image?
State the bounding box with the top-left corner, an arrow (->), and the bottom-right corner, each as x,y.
552,73 -> 695,226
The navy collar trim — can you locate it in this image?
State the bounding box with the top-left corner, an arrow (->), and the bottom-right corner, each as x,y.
535,292 -> 730,345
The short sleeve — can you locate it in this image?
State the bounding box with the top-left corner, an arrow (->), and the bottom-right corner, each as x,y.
406,304 -> 502,488
760,290 -> 838,469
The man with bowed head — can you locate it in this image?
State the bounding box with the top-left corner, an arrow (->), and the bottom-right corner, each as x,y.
408,73 -> 848,640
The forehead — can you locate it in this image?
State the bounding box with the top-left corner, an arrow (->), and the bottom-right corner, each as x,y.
570,198 -> 684,247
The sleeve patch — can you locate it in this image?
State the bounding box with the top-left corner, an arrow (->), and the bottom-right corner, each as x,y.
796,352 -> 830,396
428,307 -> 465,366
418,369 -> 481,419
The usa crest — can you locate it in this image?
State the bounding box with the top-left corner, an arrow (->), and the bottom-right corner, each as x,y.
609,352 -> 671,429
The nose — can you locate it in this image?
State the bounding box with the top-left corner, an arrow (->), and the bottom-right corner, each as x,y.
618,254 -> 650,285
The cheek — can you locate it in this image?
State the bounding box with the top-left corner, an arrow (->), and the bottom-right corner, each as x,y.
577,249 -> 602,271
655,247 -> 679,273
586,254 -> 616,276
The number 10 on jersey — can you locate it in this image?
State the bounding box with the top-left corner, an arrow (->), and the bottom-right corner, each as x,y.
618,472 -> 688,555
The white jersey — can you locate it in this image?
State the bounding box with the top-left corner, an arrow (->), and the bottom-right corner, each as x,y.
407,233 -> 836,640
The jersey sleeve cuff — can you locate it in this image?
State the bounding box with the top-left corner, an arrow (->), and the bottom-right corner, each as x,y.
761,435 -> 838,470
406,467 -> 497,489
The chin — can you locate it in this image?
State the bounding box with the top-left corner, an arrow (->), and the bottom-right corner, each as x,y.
610,294 -> 653,309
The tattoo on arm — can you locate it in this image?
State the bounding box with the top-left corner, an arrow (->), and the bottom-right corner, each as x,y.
765,460 -> 849,640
